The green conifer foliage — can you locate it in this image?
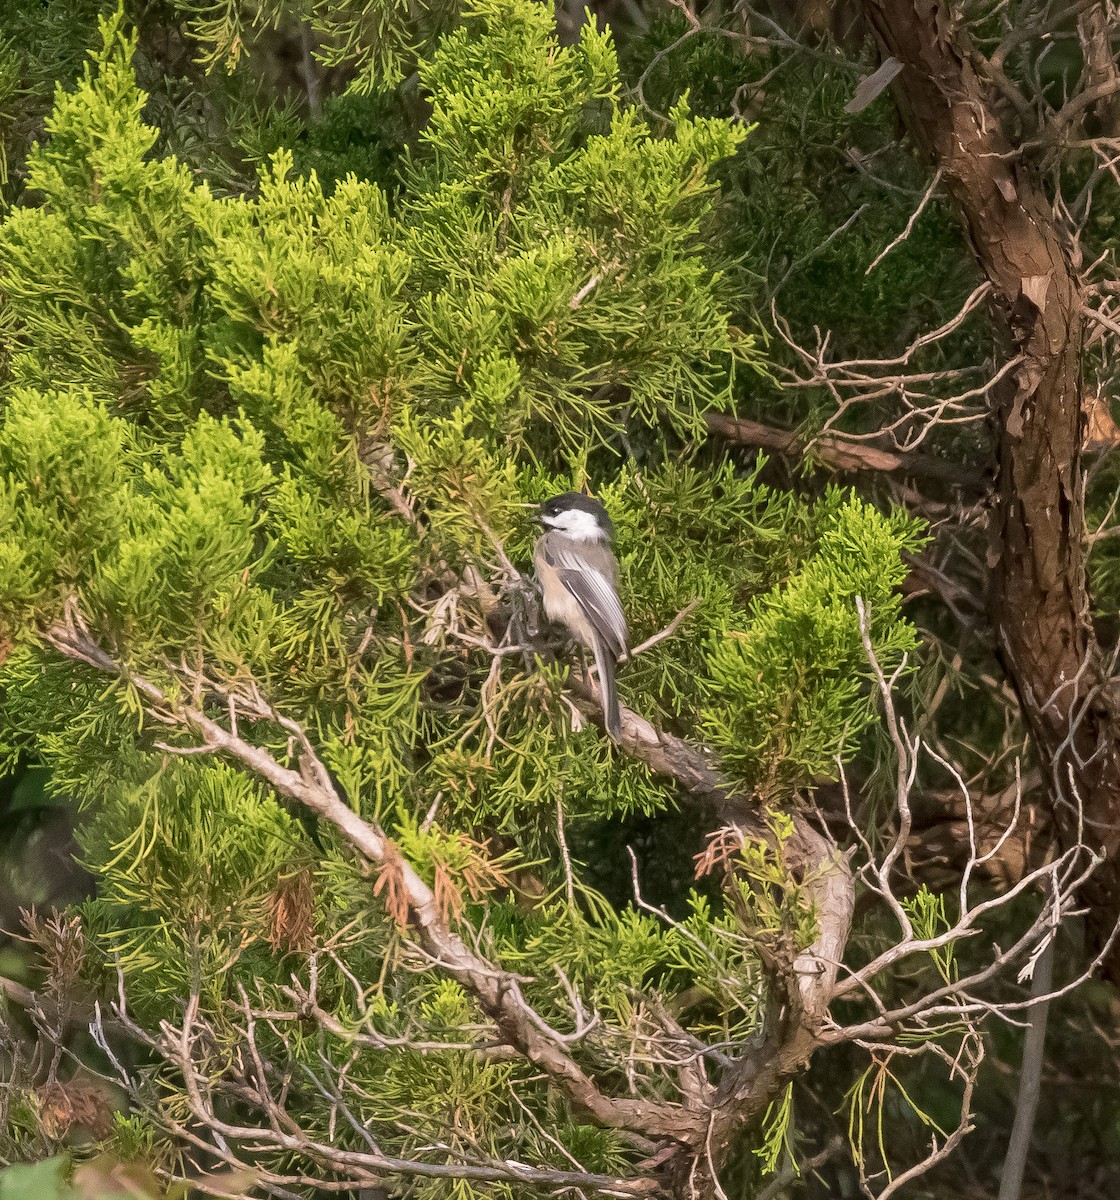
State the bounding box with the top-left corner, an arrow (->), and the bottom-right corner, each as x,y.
0,3 -> 923,1190
174,0 -> 460,93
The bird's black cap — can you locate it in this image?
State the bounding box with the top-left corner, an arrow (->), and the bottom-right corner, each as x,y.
538,491 -> 614,537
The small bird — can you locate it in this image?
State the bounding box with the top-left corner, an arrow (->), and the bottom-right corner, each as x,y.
533,491 -> 629,741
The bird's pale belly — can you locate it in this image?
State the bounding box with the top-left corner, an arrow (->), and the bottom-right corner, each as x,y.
536,556 -> 597,648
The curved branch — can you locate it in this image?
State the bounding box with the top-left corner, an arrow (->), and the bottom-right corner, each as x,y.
43,602 -> 701,1147
567,672 -> 855,1172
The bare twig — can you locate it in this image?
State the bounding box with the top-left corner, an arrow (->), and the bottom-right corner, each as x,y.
629,599 -> 701,657
865,167 -> 944,274
997,940 -> 1054,1200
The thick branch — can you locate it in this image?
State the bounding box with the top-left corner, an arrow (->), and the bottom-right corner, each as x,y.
705,411 -> 983,490
1076,6 -> 1120,138
46,601 -> 854,1187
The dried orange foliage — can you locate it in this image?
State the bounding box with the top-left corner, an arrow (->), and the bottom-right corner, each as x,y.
36,1078 -> 116,1140
694,826 -> 745,879
373,850 -> 411,928
267,867 -> 316,953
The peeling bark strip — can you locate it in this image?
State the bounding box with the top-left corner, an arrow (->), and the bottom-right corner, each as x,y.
859,0 -> 1120,967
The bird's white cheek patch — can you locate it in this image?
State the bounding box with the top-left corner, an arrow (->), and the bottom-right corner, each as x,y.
549,509 -> 602,541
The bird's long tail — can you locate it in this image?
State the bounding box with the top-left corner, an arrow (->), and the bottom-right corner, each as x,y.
592,633 -> 621,742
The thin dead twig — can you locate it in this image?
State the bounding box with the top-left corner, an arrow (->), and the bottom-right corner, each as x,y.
629,599 -> 701,657
865,167 -> 944,275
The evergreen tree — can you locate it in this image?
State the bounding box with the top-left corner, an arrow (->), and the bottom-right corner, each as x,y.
0,2 -> 1091,1198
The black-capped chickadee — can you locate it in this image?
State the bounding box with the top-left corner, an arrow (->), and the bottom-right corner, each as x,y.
534,491 -> 629,741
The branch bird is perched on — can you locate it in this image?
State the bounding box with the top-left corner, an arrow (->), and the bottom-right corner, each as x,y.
533,492 -> 629,741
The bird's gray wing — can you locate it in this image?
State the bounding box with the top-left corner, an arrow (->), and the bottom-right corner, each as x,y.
541,539 -> 628,660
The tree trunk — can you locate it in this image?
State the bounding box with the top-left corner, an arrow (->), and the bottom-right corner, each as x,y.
858,0 -> 1120,972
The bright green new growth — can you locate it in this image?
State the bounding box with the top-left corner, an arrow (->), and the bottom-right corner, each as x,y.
0,3 -> 923,1191
703,493 -> 923,797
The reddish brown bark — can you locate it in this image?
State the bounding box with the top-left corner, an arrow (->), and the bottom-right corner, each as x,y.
859,0 -> 1120,969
